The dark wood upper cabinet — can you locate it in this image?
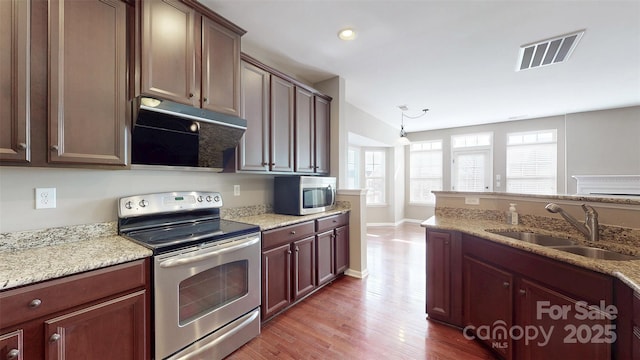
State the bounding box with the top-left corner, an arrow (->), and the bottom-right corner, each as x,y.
237,54 -> 331,174
238,60 -> 270,171
141,0 -> 242,116
270,75 -> 295,173
141,0 -> 198,106
48,0 -> 128,165
0,0 -> 30,163
201,17 -> 240,116
295,87 -> 314,173
314,95 -> 330,174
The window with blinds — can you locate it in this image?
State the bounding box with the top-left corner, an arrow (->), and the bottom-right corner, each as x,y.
506,130 -> 557,194
365,150 -> 385,205
451,133 -> 493,192
409,141 -> 443,204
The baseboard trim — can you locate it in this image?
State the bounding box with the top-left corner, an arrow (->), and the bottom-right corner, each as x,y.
345,268 -> 369,279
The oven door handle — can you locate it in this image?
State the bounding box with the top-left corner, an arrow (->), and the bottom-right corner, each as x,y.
159,236 -> 260,268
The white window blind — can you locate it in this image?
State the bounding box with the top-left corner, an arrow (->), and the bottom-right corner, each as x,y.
451,133 -> 493,192
506,130 -> 557,194
365,150 -> 385,204
410,141 -> 443,204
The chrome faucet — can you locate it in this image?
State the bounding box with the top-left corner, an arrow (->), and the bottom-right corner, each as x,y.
545,203 -> 599,242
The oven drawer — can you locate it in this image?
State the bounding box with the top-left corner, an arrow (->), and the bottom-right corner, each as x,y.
0,259 -> 147,329
262,221 -> 315,250
316,213 -> 349,233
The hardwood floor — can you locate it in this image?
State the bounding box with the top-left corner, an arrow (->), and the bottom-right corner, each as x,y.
228,222 -> 496,359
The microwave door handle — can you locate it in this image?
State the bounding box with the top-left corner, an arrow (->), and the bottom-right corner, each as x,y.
159,236 -> 260,268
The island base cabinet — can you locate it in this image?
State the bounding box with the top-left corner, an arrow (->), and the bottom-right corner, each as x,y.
463,255 -> 514,359
515,278 -> 610,360
45,291 -> 146,360
425,229 -> 462,326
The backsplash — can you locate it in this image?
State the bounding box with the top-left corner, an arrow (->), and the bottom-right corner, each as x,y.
0,222 -> 117,253
435,206 -> 640,250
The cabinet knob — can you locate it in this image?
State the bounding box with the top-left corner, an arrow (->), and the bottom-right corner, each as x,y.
444,240 -> 449,245
295,247 -> 299,252
189,93 -> 194,98
17,142 -> 27,150
7,349 -> 19,359
203,97 -> 208,102
290,231 -> 296,235
29,298 -> 42,308
287,249 -> 292,254
502,281 -> 510,288
50,145 -> 59,152
49,333 -> 61,342
519,289 -> 527,295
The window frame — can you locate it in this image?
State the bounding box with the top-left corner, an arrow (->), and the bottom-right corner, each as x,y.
505,129 -> 558,195
450,132 -> 493,192
364,148 -> 386,206
409,140 -> 443,205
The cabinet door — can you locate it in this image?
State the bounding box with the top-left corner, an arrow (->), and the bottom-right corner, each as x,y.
141,0 -> 198,106
334,225 -> 349,274
515,278 -> 611,360
48,0 -> 127,165
464,256 -> 514,359
316,230 -> 335,286
261,243 -> 292,320
0,0 -> 30,162
295,87 -> 314,173
426,230 -> 462,326
0,329 -> 23,360
45,291 -> 147,360
293,236 -> 316,300
238,60 -> 270,171
270,76 -> 294,172
202,17 -> 240,116
314,96 -> 330,174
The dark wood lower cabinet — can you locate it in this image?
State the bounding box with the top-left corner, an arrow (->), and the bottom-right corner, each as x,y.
292,236 -> 316,299
262,213 -> 350,322
0,259 -> 149,359
45,291 -> 147,359
426,229 -> 462,326
426,230 -> 618,359
463,255 -> 514,359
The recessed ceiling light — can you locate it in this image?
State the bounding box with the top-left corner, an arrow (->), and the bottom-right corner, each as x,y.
338,28 -> 357,41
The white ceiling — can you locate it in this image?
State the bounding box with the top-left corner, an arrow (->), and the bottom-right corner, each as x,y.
204,0 -> 640,132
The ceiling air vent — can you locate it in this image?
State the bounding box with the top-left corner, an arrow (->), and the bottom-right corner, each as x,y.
517,30 -> 585,71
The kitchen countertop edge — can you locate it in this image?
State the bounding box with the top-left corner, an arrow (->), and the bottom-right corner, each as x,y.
421,215 -> 640,293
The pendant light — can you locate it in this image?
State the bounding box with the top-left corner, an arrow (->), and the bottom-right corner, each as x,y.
398,107 -> 429,145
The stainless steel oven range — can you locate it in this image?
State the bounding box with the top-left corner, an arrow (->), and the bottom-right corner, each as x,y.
117,191 -> 261,360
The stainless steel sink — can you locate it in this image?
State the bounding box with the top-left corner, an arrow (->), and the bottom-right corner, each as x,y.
549,245 -> 640,261
489,231 -> 576,246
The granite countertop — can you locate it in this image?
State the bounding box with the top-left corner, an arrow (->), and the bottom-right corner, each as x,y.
0,206 -> 351,292
230,205 -> 351,231
421,216 -> 640,293
0,222 -> 152,291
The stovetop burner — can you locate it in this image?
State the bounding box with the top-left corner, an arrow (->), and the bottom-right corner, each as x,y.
117,191 -> 260,254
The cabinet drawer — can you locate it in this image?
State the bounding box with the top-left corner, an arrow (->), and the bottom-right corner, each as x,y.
316,213 -> 349,233
262,221 -> 315,250
0,259 -> 148,329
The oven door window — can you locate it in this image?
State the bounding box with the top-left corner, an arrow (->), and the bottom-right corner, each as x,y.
178,260 -> 249,325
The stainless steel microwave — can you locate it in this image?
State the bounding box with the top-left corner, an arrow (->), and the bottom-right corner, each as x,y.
274,176 -> 336,215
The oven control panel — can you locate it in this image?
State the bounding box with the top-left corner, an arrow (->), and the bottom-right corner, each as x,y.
118,191 -> 223,218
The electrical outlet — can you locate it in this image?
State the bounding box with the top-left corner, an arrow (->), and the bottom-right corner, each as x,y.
233,185 -> 240,196
35,188 -> 57,209
464,197 -> 480,205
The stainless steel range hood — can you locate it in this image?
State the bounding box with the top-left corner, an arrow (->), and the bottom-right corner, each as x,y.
131,96 -> 246,172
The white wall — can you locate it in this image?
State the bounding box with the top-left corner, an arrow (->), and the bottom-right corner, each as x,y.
566,106 -> 640,193
0,166 -> 273,232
